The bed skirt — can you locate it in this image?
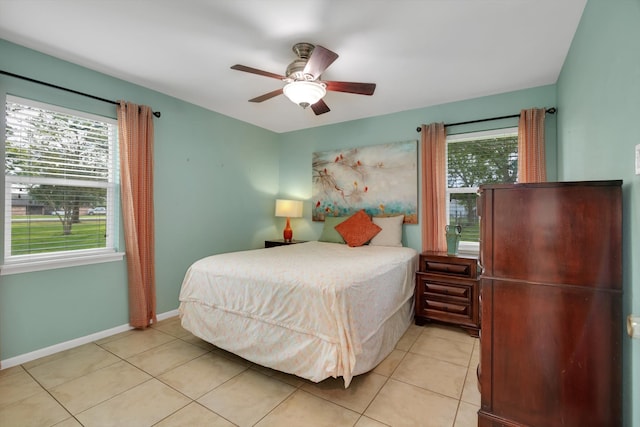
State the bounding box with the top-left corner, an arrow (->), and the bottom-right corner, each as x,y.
179,295 -> 413,386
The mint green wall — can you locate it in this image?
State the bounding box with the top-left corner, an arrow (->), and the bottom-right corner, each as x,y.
557,0 -> 640,425
6,7 -> 633,421
277,85 -> 557,251
0,39 -> 557,361
0,39 -> 280,360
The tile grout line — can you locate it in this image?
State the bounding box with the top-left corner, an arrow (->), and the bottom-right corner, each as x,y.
21,362 -> 78,426
87,329 -> 226,425
357,354 -> 408,426
44,331 -> 199,424
4,318 -> 478,426
249,386 -> 300,427
453,361 -> 473,427
355,332 -> 421,422
147,319 -> 248,426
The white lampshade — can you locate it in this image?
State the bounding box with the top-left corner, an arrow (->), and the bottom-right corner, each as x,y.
275,199 -> 303,218
282,81 -> 326,108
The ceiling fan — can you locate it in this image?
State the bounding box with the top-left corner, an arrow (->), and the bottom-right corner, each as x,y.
231,42 -> 376,115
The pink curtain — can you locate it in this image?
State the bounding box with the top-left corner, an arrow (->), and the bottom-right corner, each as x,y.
421,122 -> 447,253
518,108 -> 547,183
117,101 -> 156,328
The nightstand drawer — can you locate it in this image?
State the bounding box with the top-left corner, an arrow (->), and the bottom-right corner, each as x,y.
420,252 -> 477,278
423,260 -> 472,276
424,282 -> 470,299
425,299 -> 469,315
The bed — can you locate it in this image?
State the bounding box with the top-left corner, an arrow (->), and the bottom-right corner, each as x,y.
178,240 -> 418,387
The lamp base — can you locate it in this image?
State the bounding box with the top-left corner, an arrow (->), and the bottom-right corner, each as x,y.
283,217 -> 293,243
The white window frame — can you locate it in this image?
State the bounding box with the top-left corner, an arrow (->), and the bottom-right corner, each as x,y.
2,95 -> 124,275
446,127 -> 519,255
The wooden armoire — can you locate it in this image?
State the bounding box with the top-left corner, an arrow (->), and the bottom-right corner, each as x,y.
477,181 -> 622,427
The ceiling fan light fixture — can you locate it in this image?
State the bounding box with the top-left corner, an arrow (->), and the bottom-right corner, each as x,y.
283,80 -> 326,108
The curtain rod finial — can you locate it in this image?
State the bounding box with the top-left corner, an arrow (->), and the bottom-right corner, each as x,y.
153,111 -> 161,118
416,126 -> 422,132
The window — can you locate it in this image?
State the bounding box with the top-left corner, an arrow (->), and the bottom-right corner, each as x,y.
446,127 -> 518,253
3,95 -> 122,274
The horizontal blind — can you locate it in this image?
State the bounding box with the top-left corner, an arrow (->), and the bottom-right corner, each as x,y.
6,99 -> 112,181
4,96 -> 117,260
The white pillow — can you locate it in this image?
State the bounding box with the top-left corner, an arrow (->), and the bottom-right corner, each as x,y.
369,215 -> 404,247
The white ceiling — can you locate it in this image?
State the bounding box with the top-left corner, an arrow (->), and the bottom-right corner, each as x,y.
0,0 -> 587,133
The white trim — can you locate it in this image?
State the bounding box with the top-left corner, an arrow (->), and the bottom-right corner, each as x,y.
1,251 -> 125,275
156,309 -> 180,321
448,187 -> 479,194
4,95 -> 118,268
446,126 -> 518,142
5,175 -> 111,188
0,309 -> 180,369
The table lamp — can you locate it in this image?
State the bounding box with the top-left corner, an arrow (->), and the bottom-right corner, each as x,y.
275,199 -> 303,242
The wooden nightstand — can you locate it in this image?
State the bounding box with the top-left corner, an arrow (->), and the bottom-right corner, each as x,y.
415,251 -> 479,337
264,239 -> 307,248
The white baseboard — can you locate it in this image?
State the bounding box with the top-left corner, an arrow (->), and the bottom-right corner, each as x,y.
1,309 -> 180,369
156,309 -> 180,322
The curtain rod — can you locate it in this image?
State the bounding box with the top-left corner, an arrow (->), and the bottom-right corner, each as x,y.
416,107 -> 556,132
0,69 -> 161,118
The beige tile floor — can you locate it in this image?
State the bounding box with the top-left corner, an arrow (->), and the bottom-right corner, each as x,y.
0,317 -> 480,426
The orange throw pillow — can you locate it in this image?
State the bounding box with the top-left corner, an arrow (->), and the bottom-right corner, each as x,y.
335,210 -> 382,247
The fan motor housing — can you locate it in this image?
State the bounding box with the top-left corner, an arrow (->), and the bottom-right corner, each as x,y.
286,42 -> 316,81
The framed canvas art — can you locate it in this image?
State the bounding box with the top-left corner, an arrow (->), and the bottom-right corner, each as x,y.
312,140 -> 417,223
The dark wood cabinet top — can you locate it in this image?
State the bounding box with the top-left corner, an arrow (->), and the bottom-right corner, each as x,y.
479,181 -> 622,289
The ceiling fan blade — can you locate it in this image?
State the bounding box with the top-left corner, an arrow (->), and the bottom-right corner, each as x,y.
311,99 -> 331,115
231,64 -> 285,80
303,46 -> 339,79
325,81 -> 376,95
249,88 -> 284,103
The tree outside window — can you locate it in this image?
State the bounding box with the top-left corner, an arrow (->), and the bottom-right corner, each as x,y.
446,129 -> 518,247
4,96 -> 116,259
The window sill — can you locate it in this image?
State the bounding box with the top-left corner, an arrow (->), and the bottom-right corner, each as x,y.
1,251 -> 125,275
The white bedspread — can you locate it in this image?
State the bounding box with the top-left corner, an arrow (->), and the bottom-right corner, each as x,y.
179,241 -> 418,386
